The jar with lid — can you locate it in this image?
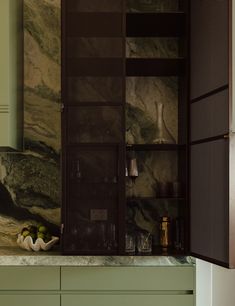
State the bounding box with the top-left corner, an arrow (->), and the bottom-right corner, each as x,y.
159,216 -> 171,249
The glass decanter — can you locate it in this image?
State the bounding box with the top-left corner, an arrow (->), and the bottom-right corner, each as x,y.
153,101 -> 176,144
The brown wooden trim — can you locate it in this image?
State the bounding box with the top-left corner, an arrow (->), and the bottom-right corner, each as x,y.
61,0 -> 67,254
66,102 -> 124,107
190,252 -> 230,268
228,0 -> 235,269
117,0 -> 126,255
67,58 -> 124,77
186,0 -> 190,255
126,144 -> 186,151
126,58 -> 185,76
190,85 -> 229,104
126,12 -> 186,37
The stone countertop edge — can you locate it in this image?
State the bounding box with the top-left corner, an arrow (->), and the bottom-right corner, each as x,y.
0,248 -> 195,266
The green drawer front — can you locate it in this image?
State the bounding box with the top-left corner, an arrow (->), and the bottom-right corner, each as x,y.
61,294 -> 194,306
0,267 -> 60,290
61,267 -> 194,291
0,295 -> 60,306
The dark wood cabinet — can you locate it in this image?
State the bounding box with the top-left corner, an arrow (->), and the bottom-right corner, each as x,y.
189,0 -> 235,268
61,0 -> 235,268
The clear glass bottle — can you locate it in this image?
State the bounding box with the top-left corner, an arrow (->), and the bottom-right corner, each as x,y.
153,101 -> 176,144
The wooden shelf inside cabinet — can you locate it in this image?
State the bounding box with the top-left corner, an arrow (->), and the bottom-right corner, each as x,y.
67,143 -> 121,148
69,181 -> 118,185
126,144 -> 186,151
66,102 -> 124,107
67,12 -> 123,37
67,58 -> 124,77
126,12 -> 186,37
126,58 -> 185,76
127,197 -> 185,201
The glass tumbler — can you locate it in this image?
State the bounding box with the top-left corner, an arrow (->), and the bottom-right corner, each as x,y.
125,233 -> 136,254
137,232 -> 152,254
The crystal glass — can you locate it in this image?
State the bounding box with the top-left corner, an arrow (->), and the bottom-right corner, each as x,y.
137,232 -> 152,254
125,233 -> 136,254
106,223 -> 117,250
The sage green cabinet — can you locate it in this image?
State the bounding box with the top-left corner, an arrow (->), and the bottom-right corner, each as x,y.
0,266 -> 195,306
0,295 -> 60,306
61,294 -> 194,306
61,266 -> 194,291
0,267 -> 60,290
61,267 -> 195,306
0,0 -> 23,151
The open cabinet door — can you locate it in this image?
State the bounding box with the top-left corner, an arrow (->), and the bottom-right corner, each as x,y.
190,0 -> 235,268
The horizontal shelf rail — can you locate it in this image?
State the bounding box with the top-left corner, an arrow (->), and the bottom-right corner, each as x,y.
126,58 -> 185,76
126,13 -> 186,37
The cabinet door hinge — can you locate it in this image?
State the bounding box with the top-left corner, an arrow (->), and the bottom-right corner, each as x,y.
61,223 -> 64,235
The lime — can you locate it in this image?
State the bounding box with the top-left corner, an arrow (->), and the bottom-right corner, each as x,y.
38,226 -> 47,233
22,230 -> 30,237
37,232 -> 45,240
37,223 -> 43,229
21,227 -> 29,235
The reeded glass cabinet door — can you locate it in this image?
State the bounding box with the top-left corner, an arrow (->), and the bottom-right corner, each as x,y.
190,0 -> 235,268
62,0 -> 125,255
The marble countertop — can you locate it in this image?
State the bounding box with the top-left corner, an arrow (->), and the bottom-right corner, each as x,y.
0,247 -> 195,266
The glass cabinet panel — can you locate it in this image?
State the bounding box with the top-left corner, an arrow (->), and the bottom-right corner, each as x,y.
67,77 -> 123,104
67,107 -> 123,143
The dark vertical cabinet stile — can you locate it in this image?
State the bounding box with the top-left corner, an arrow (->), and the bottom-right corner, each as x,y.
61,0 -> 235,267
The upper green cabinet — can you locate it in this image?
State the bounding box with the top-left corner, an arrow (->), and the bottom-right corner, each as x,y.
0,0 -> 23,151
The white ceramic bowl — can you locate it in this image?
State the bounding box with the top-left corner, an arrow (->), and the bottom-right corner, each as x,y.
17,234 -> 59,251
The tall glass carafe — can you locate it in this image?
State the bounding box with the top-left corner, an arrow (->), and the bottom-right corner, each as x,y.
153,101 -> 176,144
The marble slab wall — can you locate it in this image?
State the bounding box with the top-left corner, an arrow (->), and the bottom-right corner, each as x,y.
126,38 -> 179,59
0,0 -> 61,246
126,77 -> 178,144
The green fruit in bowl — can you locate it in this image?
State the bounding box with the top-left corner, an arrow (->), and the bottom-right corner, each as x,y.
37,232 -> 45,240
38,226 -> 47,234
21,227 -> 29,235
37,222 -> 43,227
22,230 -> 30,237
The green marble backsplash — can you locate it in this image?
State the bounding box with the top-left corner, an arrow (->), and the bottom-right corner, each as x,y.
0,0 -> 61,246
